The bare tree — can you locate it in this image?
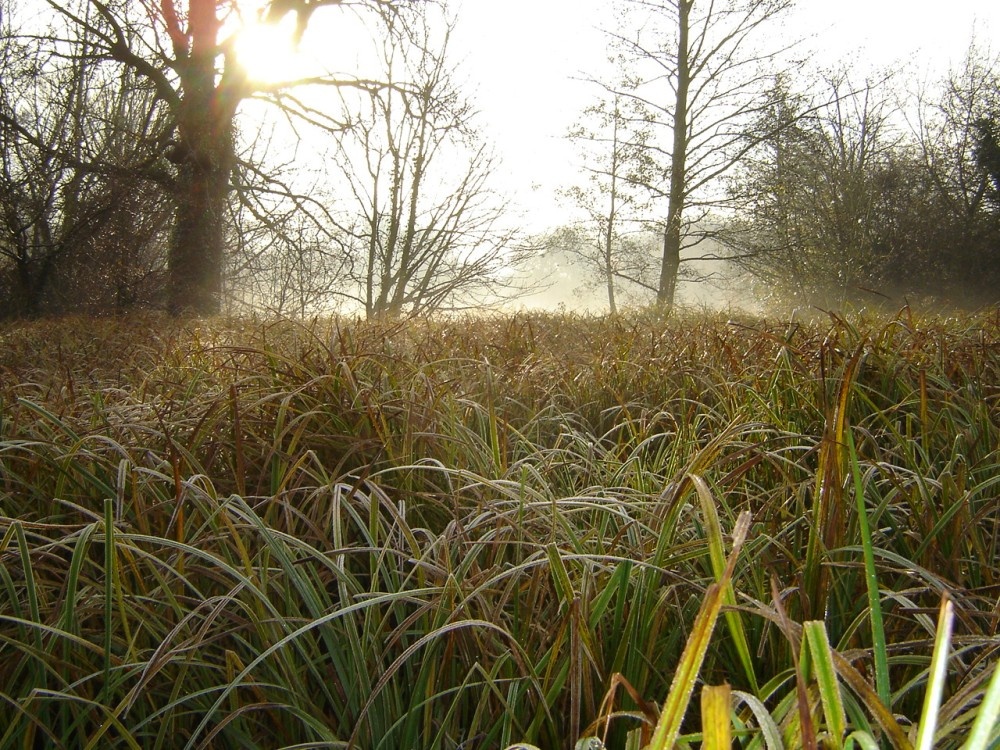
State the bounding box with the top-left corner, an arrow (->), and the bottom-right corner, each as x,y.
326,12 -> 529,318
227,201 -> 347,315
0,0 -> 171,317
611,0 -> 797,312
915,47 -> 1000,221
28,0 -> 398,316
562,89 -> 658,312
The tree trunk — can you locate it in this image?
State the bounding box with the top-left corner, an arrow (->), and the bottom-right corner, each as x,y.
166,0 -> 240,316
657,0 -> 692,313
168,149 -> 231,315
605,106 -> 620,315
15,256 -> 51,318
605,257 -> 618,314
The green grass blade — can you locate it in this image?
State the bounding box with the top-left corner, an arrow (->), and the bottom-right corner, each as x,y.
846,429 -> 890,708
60,524 -> 97,634
732,690 -> 784,750
15,398 -> 82,443
693,474 -> 759,693
102,498 -> 115,703
844,730 -> 883,750
804,621 -> 846,750
12,521 -> 41,648
546,542 -> 576,607
961,656 -> 1000,750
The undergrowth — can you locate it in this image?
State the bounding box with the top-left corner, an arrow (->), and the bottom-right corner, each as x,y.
0,307 -> 998,748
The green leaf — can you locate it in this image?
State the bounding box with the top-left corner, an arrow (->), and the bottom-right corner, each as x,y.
804,621 -> 846,750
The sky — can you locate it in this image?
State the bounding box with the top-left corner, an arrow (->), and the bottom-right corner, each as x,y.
445,0 -> 1000,231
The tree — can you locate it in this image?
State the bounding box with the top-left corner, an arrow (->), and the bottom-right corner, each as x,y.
562,89 -> 658,313
913,45 -> 1000,303
611,0 -> 796,312
0,0 -> 172,317
723,76 -> 911,307
725,55 -> 1000,309
32,0 -> 396,316
326,12 -> 529,318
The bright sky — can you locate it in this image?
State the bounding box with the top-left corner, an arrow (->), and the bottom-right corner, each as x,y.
230,0 -> 1000,310
445,0 -> 1000,231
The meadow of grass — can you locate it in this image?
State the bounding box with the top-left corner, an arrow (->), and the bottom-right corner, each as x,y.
0,306 -> 998,749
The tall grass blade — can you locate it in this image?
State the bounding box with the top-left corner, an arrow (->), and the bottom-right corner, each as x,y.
645,510 -> 750,750
103,497 -> 115,704
771,577 -> 817,750
692,473 -> 759,693
805,345 -> 862,620
846,428 -> 890,707
12,521 -> 41,648
914,595 -> 955,750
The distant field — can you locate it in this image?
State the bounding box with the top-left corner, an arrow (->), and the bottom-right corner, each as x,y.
1,308 -> 998,749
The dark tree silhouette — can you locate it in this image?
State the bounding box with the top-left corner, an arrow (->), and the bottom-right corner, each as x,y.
974,116 -> 1000,198
42,0 -> 395,315
0,2 -> 171,317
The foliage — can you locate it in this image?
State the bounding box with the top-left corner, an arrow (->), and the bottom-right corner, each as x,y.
723,74 -> 915,307
1,307 -> 999,748
724,51 -> 1000,310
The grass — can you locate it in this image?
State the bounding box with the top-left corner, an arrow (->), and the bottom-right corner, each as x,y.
0,306 -> 998,749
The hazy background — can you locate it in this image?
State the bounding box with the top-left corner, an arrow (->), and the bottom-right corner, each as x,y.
451,0 -> 999,231
440,0 -> 1000,312
3,0 -> 999,317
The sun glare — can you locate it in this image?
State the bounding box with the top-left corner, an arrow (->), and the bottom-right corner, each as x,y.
234,15 -> 308,85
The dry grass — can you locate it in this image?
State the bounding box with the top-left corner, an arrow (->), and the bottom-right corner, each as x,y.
0,306 -> 998,748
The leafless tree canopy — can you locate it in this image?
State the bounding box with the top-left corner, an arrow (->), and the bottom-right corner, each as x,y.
610,0 -> 798,311
323,11 -> 532,318
0,0 -> 172,317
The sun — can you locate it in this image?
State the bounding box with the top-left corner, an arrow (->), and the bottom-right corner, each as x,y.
234,13 -> 309,85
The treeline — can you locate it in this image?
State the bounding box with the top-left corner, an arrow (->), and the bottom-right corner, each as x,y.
552,25 -> 1000,313
2,0 -> 998,319
723,65 -> 1000,309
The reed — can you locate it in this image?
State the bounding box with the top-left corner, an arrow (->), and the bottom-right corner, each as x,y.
0,307 -> 997,748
